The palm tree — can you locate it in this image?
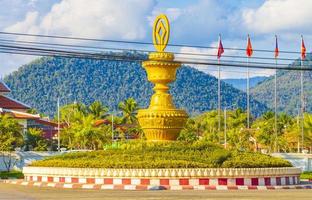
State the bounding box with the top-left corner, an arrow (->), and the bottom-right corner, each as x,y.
118,98 -> 139,124
303,113 -> 312,150
88,101 -> 109,119
0,114 -> 23,172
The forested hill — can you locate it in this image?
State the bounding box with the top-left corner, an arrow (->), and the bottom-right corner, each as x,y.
224,76 -> 267,91
251,54 -> 312,115
4,55 -> 268,117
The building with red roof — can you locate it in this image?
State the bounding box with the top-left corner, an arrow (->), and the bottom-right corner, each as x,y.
0,81 -> 10,93
0,80 -> 58,140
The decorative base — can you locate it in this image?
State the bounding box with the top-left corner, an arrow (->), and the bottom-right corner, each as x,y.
137,109 -> 188,141
21,167 -> 303,190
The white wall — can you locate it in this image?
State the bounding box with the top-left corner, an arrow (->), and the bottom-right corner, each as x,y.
272,153 -> 312,172
0,151 -> 60,171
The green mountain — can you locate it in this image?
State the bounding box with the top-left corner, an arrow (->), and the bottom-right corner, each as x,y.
251,54 -> 312,115
224,76 -> 267,91
4,55 -> 268,117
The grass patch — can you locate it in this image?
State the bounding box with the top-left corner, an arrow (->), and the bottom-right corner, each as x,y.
31,141 -> 292,169
0,171 -> 24,179
300,171 -> 312,179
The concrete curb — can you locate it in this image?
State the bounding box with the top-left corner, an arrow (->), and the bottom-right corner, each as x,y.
4,180 -> 312,191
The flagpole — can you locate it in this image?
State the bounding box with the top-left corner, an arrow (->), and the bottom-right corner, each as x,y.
300,35 -> 305,152
246,34 -> 252,129
274,57 -> 278,152
217,34 -> 221,139
217,34 -> 224,145
247,57 -> 250,129
301,56 -> 304,153
218,58 -> 221,135
274,35 -> 278,153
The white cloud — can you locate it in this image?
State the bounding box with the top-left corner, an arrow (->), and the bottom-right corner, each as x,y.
242,0 -> 312,34
170,0 -> 230,45
0,0 -> 309,79
0,54 -> 35,76
0,0 -> 157,76
5,0 -> 156,40
5,11 -> 40,35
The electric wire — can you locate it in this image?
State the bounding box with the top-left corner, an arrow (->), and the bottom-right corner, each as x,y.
0,38 -> 299,62
0,43 -> 291,67
0,31 -> 306,54
0,44 -> 311,71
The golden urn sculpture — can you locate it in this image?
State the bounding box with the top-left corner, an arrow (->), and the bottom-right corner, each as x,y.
137,14 -> 188,141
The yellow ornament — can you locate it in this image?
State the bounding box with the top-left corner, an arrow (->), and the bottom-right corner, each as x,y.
152,14 -> 170,52
137,14 -> 188,141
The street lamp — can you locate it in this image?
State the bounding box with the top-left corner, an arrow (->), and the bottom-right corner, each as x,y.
110,111 -> 122,141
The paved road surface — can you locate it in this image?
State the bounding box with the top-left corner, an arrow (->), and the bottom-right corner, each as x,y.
0,183 -> 311,200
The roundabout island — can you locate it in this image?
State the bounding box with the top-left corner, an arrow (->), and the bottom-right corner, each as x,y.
12,14 -> 306,191
20,141 -> 302,190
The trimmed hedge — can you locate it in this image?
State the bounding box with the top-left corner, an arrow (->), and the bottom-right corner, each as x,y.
300,171 -> 312,179
0,171 -> 24,179
31,141 -> 292,168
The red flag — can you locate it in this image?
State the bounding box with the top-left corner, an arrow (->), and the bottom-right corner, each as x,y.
217,34 -> 224,59
274,35 -> 279,58
246,35 -> 253,57
301,36 -> 306,60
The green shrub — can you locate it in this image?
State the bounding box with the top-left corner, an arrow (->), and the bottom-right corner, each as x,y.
300,171 -> 312,179
221,152 -> 292,168
0,170 -> 24,179
31,141 -> 292,169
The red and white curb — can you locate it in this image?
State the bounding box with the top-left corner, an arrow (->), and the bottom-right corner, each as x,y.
24,175 -> 301,186
4,180 -> 312,190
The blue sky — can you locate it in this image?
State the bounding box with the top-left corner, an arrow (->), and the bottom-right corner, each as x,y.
0,0 -> 311,78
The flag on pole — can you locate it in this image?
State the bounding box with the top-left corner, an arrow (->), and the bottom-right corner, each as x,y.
274,35 -> 279,58
217,34 -> 224,59
246,35 -> 253,57
301,35 -> 306,60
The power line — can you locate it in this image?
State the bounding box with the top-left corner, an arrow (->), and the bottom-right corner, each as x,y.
0,43 -> 311,71
0,42 -> 297,67
0,38 -> 299,62
0,31 -> 306,54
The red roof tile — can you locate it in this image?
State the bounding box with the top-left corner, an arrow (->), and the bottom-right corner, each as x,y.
35,119 -> 60,128
0,81 -> 10,93
0,95 -> 30,109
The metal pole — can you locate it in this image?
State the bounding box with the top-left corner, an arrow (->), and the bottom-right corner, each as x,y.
300,59 -> 304,152
247,58 -> 250,129
57,98 -> 60,152
218,59 -> 221,138
297,104 -> 300,153
224,107 -> 227,149
274,58 -> 278,152
111,113 -> 114,142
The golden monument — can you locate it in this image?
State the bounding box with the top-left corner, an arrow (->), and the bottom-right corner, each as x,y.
137,14 -> 188,141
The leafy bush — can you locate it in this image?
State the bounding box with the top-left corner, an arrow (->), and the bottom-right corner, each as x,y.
31,141 -> 292,168
0,170 -> 24,179
221,152 -> 291,168
300,171 -> 312,179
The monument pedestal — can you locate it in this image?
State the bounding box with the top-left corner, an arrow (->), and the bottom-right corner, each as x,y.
137,52 -> 188,141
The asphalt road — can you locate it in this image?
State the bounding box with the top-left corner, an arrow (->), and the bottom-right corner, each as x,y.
0,183 -> 311,200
